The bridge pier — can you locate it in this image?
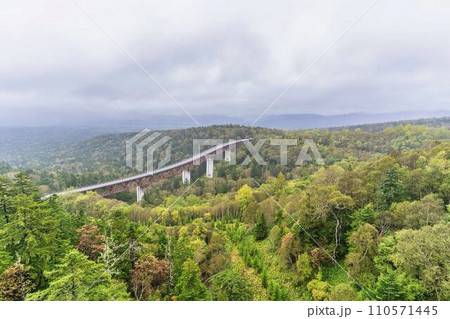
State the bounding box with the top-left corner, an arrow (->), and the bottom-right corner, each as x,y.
136,185 -> 144,202
182,169 -> 191,184
206,155 -> 214,178
224,148 -> 231,162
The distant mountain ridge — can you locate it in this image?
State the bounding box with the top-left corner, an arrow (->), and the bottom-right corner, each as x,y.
255,111 -> 450,130
3,110 -> 449,130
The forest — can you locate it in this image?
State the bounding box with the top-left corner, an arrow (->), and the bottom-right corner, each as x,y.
0,121 -> 449,301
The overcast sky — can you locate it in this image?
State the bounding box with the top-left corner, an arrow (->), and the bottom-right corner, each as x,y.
1,0 -> 449,126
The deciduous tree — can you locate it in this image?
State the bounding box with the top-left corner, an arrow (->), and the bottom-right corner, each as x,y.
130,255 -> 169,300
329,283 -> 358,301
76,224 -> 105,260
393,224 -> 450,300
0,263 -> 35,301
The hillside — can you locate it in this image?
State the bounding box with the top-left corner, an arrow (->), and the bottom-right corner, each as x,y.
1,116 -> 449,169
10,119 -> 450,193
0,127 -> 449,301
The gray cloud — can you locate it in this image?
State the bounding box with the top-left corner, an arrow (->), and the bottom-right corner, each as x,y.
0,0 -> 449,126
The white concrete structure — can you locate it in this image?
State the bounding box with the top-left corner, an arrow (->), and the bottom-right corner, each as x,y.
182,169 -> 191,184
206,155 -> 214,178
224,148 -> 231,162
136,185 -> 144,202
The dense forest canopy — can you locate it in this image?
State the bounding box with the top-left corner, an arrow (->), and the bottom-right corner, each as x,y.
0,120 -> 449,301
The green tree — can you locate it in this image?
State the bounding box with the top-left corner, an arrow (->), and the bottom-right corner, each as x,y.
307,277 -> 330,301
267,280 -> 288,301
0,195 -> 64,286
351,204 -> 375,230
329,283 -> 358,301
345,224 -> 379,286
235,184 -> 254,211
373,270 -> 405,301
12,172 -> 38,197
393,224 -> 450,300
391,194 -> 446,229
295,252 -> 313,284
377,167 -> 407,210
373,269 -> 422,301
0,250 -> 13,274
174,258 -> 207,301
261,269 -> 268,288
300,185 -> 354,258
172,236 -> 194,283
210,267 -> 253,301
205,232 -> 229,276
254,213 -> 268,240
26,250 -> 129,301
103,207 -> 139,279
0,176 -> 14,224
267,225 -> 282,251
272,172 -> 286,197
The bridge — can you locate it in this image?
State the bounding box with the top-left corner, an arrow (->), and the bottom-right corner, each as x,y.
43,139 -> 249,202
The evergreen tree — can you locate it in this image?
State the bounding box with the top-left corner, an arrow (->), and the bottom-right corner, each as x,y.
374,270 -> 405,301
261,269 -> 268,288
268,280 -> 288,301
377,167 -> 406,210
0,250 -> 13,274
172,236 -> 194,283
0,177 -> 14,224
273,172 -> 286,197
0,195 -> 63,286
26,250 -> 129,301
254,213 -> 268,240
12,173 -> 38,197
296,252 -> 313,284
210,267 -> 253,301
351,204 -> 375,229
174,258 -> 207,301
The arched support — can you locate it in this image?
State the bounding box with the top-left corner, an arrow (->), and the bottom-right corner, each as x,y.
136,185 -> 144,202
206,155 -> 214,178
182,169 -> 191,184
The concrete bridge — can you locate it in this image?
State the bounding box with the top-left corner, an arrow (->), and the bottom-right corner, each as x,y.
43,139 -> 249,202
